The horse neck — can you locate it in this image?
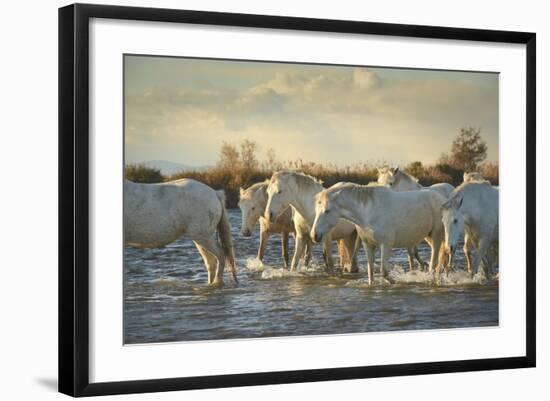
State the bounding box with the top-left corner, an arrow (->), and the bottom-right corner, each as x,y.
453,187 -> 481,231
337,190 -> 373,227
289,182 -> 320,224
457,187 -> 486,226
254,186 -> 269,210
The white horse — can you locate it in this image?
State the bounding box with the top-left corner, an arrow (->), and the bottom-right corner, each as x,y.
265,171 -> 358,272
377,166 -> 454,197
441,181 -> 499,278
239,181 -> 307,268
377,166 -> 454,271
460,172 -> 497,270
124,178 -> 237,285
311,183 -> 447,285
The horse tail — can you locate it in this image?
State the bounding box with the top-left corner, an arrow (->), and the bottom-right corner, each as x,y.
216,190 -> 238,283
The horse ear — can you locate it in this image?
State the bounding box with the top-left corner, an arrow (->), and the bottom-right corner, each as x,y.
239,187 -> 245,195
394,166 -> 400,174
449,195 -> 463,209
441,199 -> 452,210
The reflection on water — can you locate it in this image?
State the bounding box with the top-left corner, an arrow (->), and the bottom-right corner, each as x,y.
124,209 -> 498,344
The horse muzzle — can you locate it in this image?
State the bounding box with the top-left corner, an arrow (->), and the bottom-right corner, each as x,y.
241,229 -> 252,237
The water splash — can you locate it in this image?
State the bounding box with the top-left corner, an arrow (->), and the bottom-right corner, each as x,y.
245,256 -> 330,279
245,257 -> 265,272
345,265 -> 498,287
261,268 -> 296,279
261,267 -> 330,280
259,260 -> 328,279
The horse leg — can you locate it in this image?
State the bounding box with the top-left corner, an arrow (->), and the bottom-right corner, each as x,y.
483,243 -> 498,274
427,237 -> 440,275
379,243 -> 390,280
193,241 -> 218,285
481,242 -> 497,276
441,246 -> 452,273
282,231 -> 290,269
342,234 -> 358,273
195,237 -> 225,285
438,242 -> 449,277
291,235 -> 307,271
337,240 -> 343,268
414,246 -> 428,271
463,234 -> 474,277
473,238 -> 491,279
304,239 -> 312,267
406,248 -> 415,272
363,241 -> 376,285
321,235 -> 334,270
352,235 -> 361,270
257,229 -> 268,262
429,235 -> 445,282
481,256 -> 491,276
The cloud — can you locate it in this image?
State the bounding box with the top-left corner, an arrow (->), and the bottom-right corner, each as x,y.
124,63 -> 498,166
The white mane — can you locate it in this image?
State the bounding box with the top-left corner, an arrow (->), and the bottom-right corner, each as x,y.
271,170 -> 324,195
240,180 -> 269,200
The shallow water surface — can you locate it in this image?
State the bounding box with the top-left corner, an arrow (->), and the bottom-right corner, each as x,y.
124,209 -> 498,344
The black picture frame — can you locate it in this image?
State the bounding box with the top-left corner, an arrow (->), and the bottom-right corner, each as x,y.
59,3 -> 536,397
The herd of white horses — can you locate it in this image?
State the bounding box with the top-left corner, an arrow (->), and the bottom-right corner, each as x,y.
124,168 -> 498,286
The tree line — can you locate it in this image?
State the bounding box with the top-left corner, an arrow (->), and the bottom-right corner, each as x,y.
125,127 -> 498,209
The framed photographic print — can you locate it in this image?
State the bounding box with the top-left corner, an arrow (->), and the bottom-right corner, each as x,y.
58,3 -> 536,397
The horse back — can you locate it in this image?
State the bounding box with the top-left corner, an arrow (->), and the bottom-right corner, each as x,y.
124,179 -> 223,246
429,182 -> 454,198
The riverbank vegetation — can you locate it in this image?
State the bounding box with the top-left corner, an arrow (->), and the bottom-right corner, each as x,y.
125,127 -> 498,208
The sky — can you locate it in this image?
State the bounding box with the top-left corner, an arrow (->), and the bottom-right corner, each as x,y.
124,55 -> 498,167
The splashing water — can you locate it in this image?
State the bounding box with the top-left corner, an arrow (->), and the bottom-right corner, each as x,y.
245,257 -> 330,279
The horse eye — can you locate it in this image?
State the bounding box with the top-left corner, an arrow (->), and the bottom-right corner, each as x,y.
325,209 -> 330,214
251,207 -> 255,211
453,218 -> 458,224
278,190 -> 282,194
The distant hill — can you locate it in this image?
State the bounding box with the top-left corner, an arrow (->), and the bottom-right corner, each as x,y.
139,160 -> 211,175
